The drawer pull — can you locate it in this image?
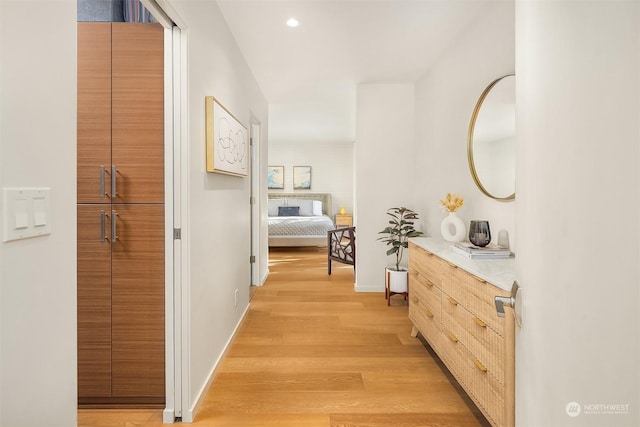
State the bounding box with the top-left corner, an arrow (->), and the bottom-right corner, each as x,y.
414,271 -> 435,287
472,317 -> 487,328
426,310 -> 434,318
447,332 -> 458,343
446,262 -> 458,269
447,297 -> 458,306
410,296 -> 419,304
473,359 -> 488,373
473,275 -> 487,284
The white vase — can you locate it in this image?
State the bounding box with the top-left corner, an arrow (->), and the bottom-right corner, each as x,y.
440,211 -> 466,242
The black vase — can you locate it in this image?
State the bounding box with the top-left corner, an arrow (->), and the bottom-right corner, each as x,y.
469,220 -> 491,247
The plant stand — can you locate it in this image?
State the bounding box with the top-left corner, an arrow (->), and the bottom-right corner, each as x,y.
385,267 -> 408,306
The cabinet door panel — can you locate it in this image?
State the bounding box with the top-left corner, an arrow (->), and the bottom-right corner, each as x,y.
111,205 -> 165,398
77,205 -> 112,398
111,23 -> 164,204
77,23 -> 112,204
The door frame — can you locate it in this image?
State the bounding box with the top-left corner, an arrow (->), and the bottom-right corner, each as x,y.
250,119 -> 262,287
141,0 -> 183,421
162,24 -> 178,423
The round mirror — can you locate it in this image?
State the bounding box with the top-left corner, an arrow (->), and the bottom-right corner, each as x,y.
468,74 -> 515,201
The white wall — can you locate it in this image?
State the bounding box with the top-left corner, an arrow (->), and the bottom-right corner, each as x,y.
0,1 -> 78,426
165,0 -> 268,420
515,1 -> 639,426
413,2 -> 516,250
268,142 -> 354,216
354,84 -> 415,292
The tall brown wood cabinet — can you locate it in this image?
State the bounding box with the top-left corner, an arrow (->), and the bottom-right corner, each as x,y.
77,22 -> 165,406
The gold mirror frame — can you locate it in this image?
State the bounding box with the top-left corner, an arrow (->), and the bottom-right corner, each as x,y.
467,74 -> 515,201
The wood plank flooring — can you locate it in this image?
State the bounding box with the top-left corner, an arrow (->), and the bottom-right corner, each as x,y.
78,247 -> 489,427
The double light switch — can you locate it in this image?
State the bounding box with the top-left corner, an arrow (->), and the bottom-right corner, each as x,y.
2,187 -> 52,242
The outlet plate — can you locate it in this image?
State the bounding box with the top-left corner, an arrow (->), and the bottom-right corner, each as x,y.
234,289 -> 239,307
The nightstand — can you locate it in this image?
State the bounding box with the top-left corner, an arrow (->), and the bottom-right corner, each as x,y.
335,214 -> 353,228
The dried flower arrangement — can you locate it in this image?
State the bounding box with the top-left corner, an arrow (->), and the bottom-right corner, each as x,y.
440,193 -> 464,212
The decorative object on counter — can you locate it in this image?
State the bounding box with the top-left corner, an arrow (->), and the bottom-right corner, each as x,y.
497,229 -> 510,249
469,220 -> 491,247
450,242 -> 512,259
439,193 -> 466,242
377,207 -> 423,305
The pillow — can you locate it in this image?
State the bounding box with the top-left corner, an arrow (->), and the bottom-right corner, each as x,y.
268,198 -> 286,216
296,199 -> 314,216
278,206 -> 300,216
312,200 -> 323,216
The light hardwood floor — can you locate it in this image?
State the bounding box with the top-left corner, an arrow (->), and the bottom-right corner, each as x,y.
79,247 -> 489,427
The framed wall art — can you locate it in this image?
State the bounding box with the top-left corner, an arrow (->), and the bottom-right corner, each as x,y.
267,166 -> 285,189
205,96 -> 248,176
293,166 -> 312,190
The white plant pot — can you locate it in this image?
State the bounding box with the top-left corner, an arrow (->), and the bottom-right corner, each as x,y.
386,267 -> 408,293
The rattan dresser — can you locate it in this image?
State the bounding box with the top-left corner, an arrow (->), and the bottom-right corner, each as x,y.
408,238 -> 515,427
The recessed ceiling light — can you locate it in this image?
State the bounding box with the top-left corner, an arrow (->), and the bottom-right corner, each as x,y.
286,17 -> 299,28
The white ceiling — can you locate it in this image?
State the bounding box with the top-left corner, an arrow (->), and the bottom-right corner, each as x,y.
217,0 -> 489,144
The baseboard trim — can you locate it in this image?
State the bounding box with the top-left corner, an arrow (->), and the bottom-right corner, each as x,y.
354,283 -> 385,293
180,302 -> 251,423
261,269 -> 269,286
163,408 -> 175,423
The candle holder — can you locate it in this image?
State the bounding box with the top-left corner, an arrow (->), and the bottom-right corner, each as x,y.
469,220 -> 491,247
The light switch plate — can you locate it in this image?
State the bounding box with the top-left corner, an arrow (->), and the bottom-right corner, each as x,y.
2,187 -> 52,242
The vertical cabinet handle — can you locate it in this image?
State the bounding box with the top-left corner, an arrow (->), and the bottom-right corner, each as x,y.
111,210 -> 118,244
99,165 -> 106,198
111,165 -> 117,200
100,210 -> 106,243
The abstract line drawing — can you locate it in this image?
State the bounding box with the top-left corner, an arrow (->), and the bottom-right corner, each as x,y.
206,96 -> 248,176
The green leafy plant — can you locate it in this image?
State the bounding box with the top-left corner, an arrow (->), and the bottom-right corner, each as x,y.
377,207 -> 424,271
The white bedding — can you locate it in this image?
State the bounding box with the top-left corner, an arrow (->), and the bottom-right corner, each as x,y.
268,215 -> 334,236
268,193 -> 335,247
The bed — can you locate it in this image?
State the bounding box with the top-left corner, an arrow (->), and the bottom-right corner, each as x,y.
268,193 -> 335,247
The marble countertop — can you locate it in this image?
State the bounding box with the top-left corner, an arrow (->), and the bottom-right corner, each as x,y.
409,237 -> 515,292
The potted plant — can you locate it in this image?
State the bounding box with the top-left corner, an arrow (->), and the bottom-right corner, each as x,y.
377,207 -> 423,304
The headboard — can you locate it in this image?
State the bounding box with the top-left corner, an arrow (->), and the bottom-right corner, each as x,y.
268,193 -> 332,216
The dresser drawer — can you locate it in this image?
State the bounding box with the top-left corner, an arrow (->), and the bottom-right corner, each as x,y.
440,325 -> 505,427
442,298 -> 505,385
409,271 -> 442,346
409,298 -> 442,349
443,265 -> 508,335
408,243 -> 446,288
409,271 -> 442,323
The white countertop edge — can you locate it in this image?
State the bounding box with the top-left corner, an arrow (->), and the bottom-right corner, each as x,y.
409,237 -> 515,292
